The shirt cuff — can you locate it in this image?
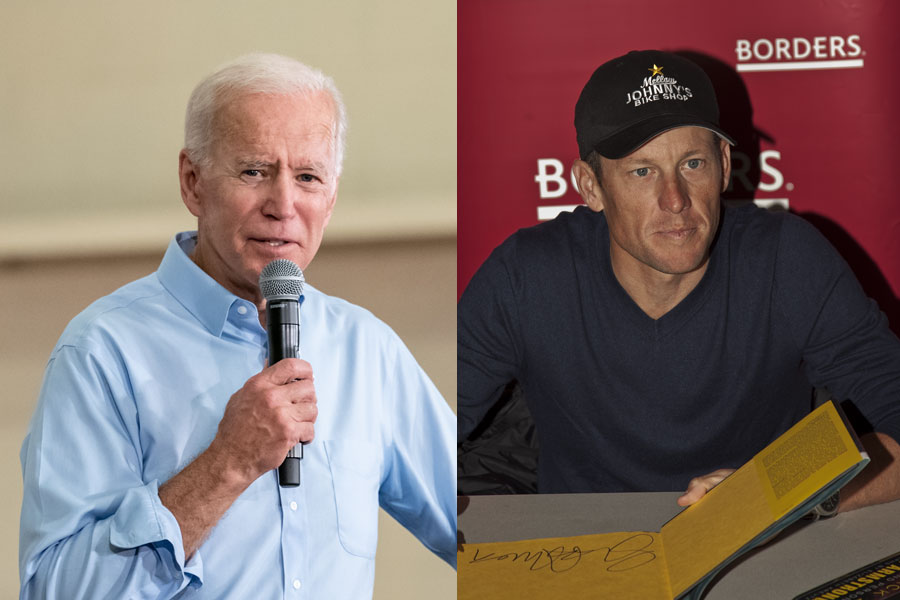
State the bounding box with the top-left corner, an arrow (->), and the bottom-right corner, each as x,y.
109,479 -> 204,588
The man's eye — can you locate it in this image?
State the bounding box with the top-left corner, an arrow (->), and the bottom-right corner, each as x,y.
685,159 -> 702,169
299,173 -> 319,183
243,169 -> 262,177
634,167 -> 650,177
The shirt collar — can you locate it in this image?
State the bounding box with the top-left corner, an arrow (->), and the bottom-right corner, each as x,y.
157,231 -> 259,338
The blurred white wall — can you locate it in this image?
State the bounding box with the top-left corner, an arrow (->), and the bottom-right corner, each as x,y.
0,0 -> 455,258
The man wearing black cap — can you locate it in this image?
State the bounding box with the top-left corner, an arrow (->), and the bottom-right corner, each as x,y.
458,50 -> 900,511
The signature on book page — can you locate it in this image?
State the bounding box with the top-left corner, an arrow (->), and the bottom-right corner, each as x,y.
464,533 -> 658,574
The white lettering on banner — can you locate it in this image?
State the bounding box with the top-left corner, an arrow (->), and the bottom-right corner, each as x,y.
535,159 -> 580,199
537,205 -> 581,220
726,150 -> 787,194
735,35 -> 863,72
534,159 -> 566,199
535,151 -> 789,220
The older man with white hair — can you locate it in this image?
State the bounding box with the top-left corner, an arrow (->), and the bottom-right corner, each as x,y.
19,53 -> 456,599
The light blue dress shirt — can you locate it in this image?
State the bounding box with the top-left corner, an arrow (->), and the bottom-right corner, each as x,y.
20,232 -> 457,599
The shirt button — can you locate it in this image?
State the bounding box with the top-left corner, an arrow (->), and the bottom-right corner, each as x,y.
292,579 -> 302,590
236,305 -> 248,315
290,501 -> 298,511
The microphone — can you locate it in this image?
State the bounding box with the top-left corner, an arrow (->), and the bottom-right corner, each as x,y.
259,258 -> 305,487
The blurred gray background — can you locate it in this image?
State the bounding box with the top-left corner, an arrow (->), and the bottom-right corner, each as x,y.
0,1 -> 456,598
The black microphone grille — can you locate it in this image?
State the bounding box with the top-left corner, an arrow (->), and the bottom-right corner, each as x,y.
259,259 -> 305,301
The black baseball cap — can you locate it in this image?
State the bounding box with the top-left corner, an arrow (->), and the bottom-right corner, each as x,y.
575,50 -> 735,159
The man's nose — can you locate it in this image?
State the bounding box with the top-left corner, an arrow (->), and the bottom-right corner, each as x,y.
262,173 -> 296,219
658,173 -> 691,214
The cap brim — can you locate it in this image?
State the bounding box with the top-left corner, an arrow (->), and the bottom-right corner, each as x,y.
592,115 -> 736,159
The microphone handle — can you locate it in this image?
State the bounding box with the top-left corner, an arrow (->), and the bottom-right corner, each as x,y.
266,299 -> 303,487
279,444 -> 303,487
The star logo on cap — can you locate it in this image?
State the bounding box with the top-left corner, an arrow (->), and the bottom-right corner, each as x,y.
648,64 -> 664,77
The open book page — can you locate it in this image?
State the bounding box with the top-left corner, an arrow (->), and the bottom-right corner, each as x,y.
457,531 -> 671,599
754,402 -> 864,519
661,401 -> 867,598
661,461 -> 775,597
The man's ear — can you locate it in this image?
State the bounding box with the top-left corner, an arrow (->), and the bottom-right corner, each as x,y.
719,139 -> 732,195
572,160 -> 605,212
179,150 -> 202,218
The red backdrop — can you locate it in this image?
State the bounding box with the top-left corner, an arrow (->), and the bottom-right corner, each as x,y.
458,0 -> 900,331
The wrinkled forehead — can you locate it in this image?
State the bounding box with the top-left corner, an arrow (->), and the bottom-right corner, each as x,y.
212,91 -> 338,149
211,92 -> 337,163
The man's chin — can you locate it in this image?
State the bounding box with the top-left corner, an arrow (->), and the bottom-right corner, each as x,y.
647,237 -> 714,274
654,255 -> 710,276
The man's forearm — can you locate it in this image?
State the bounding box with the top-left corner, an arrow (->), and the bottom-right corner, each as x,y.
158,442 -> 253,559
838,431 -> 900,512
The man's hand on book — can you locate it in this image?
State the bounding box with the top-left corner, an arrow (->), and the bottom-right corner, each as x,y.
677,469 -> 735,507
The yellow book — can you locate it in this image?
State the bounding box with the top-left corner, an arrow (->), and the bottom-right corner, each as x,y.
457,401 -> 870,600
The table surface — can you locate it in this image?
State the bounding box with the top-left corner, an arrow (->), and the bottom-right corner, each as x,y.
457,492 -> 900,599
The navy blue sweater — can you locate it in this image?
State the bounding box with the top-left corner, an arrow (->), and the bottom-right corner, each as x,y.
458,204 -> 900,493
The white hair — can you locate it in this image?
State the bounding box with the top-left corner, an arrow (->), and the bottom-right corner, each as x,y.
184,52 -> 347,175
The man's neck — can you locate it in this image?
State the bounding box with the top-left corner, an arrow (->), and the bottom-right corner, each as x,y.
610,259 -> 709,320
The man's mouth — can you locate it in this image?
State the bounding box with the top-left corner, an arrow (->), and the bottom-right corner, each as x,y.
250,238 -> 292,247
655,227 -> 698,241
